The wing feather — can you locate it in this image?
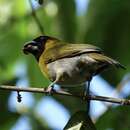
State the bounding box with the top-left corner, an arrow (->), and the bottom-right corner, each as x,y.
43,41 -> 103,64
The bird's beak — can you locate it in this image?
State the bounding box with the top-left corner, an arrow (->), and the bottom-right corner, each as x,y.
23,42 -> 33,55
23,41 -> 39,55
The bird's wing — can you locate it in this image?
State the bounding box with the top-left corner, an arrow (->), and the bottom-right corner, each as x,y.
44,42 -> 103,64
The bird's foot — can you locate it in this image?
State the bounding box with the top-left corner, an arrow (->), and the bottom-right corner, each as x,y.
44,85 -> 56,95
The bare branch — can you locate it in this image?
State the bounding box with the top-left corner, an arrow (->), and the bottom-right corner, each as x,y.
0,85 -> 130,105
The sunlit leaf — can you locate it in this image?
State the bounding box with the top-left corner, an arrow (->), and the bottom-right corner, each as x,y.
64,111 -> 96,130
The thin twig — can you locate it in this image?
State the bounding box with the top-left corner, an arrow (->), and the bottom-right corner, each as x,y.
0,85 -> 130,105
102,77 -> 130,108
29,0 -> 44,34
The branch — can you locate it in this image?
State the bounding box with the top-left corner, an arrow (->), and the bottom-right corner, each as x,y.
0,85 -> 130,105
29,0 -> 44,34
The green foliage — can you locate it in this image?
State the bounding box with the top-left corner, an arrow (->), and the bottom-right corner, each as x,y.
54,0 -> 77,42
96,106 -> 130,130
0,0 -> 129,130
0,79 -> 20,130
64,111 -> 96,130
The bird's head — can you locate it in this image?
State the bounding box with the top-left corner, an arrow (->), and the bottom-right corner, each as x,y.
23,35 -> 57,61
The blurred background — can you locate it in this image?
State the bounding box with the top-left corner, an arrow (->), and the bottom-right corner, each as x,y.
0,0 -> 130,130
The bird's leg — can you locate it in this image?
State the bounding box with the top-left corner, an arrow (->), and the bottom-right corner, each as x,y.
45,72 -> 61,94
45,80 -> 57,94
86,80 -> 91,114
85,77 -> 92,115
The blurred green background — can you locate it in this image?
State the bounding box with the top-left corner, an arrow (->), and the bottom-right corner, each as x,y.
0,0 -> 130,130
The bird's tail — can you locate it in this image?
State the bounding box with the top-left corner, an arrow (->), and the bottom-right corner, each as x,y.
88,53 -> 126,69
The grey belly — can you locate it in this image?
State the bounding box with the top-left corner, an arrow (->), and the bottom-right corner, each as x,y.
47,55 -> 96,86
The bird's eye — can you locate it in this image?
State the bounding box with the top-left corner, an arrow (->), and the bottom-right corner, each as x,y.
27,44 -> 32,48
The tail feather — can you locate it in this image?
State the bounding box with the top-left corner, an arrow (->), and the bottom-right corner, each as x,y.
112,61 -> 126,69
88,53 -> 126,69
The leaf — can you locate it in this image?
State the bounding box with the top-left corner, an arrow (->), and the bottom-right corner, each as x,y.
96,106 -> 130,130
64,111 -> 96,130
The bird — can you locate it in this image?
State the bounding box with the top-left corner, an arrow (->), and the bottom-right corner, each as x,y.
23,35 -> 125,94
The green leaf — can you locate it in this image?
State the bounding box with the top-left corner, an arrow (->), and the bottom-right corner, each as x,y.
96,106 -> 130,130
64,111 -> 96,130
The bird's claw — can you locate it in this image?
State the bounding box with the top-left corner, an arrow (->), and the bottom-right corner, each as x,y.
44,85 -> 55,95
